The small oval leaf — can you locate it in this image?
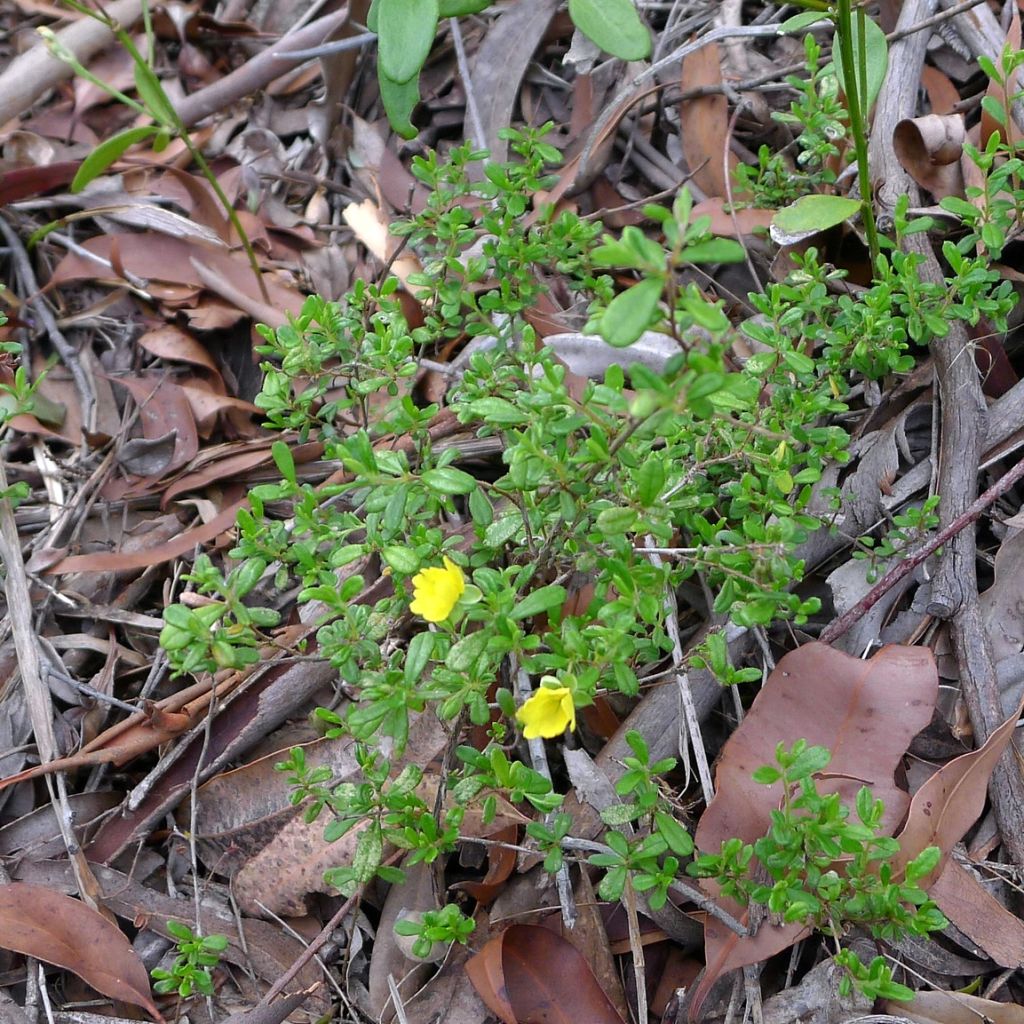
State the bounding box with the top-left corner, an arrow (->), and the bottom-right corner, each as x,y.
71,126 -> 158,193
568,0 -> 651,61
598,275 -> 664,348
771,194 -> 861,245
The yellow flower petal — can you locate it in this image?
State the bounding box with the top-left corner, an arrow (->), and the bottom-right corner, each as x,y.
409,556 -> 466,623
516,685 -> 577,739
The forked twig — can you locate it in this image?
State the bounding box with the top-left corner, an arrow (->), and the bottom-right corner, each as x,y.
820,454 -> 1024,644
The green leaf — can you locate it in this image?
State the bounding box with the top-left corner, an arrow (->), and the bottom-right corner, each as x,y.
438,0 -> 491,12
422,466 -> 477,494
382,545 -> 420,574
378,0 -> 439,84
484,516 -> 521,548
635,459 -> 665,506
681,238 -> 745,264
654,810 -> 694,857
353,824 -> 384,882
71,125 -> 158,192
468,486 -> 494,526
772,195 -> 861,241
596,506 -> 638,534
598,275 -> 664,347
467,396 -> 528,424
833,13 -> 888,111
405,630 -> 436,684
378,67 -> 420,139
568,0 -> 651,61
272,440 -> 296,485
939,195 -> 977,219
510,584 -> 567,621
981,94 -> 1008,128
133,61 -> 180,126
447,630 -> 490,671
779,10 -> 829,33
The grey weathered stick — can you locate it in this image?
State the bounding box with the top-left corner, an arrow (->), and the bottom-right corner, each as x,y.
175,7 -> 350,127
858,0 -> 1024,867
0,0 -> 143,127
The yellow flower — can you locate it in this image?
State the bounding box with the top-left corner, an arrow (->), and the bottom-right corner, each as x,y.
516,678 -> 577,739
410,556 -> 465,623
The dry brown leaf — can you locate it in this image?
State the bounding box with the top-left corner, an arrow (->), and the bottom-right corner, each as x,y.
692,197 -> 774,238
49,233 -> 303,318
679,41 -> 736,199
887,987 -> 1024,1023
451,824 -> 518,906
892,114 -> 965,198
466,924 -> 626,1024
45,496 -> 246,574
690,643 -> 938,1020
342,198 -> 424,294
894,693 -> 1024,881
369,859 -> 436,1021
0,883 -> 163,1021
465,0 -> 562,163
136,324 -> 224,387
927,859 -> 1024,968
111,374 -> 199,479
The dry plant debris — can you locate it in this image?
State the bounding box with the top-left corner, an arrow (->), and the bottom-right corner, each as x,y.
2,1 -> 1024,1023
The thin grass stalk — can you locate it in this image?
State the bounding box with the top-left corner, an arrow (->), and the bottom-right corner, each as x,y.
835,0 -> 880,267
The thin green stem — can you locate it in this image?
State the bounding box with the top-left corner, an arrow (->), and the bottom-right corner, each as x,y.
835,0 -> 880,267
58,0 -> 270,303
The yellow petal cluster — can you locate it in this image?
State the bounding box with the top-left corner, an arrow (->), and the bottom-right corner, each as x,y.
516,679 -> 577,739
410,556 -> 465,623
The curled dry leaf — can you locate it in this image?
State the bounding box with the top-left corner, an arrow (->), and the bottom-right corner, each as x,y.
0,883 -> 163,1021
466,924 -> 626,1024
892,114 -> 965,198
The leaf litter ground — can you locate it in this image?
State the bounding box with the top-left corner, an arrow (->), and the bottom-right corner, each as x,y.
1,1 -> 1024,1023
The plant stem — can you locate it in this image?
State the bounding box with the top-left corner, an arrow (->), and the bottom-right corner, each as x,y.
835,0 -> 880,267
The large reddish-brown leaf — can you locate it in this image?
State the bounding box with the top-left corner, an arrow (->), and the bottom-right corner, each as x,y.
926,859 -> 1024,968
690,643 -> 938,1020
465,924 -> 626,1024
0,883 -> 163,1021
894,693 -> 1024,881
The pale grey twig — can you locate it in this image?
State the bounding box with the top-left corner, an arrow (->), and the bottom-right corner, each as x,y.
449,17 -> 485,153
273,30 -> 376,60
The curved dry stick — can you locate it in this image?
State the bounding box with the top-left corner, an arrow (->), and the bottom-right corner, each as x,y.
175,7 -> 350,127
